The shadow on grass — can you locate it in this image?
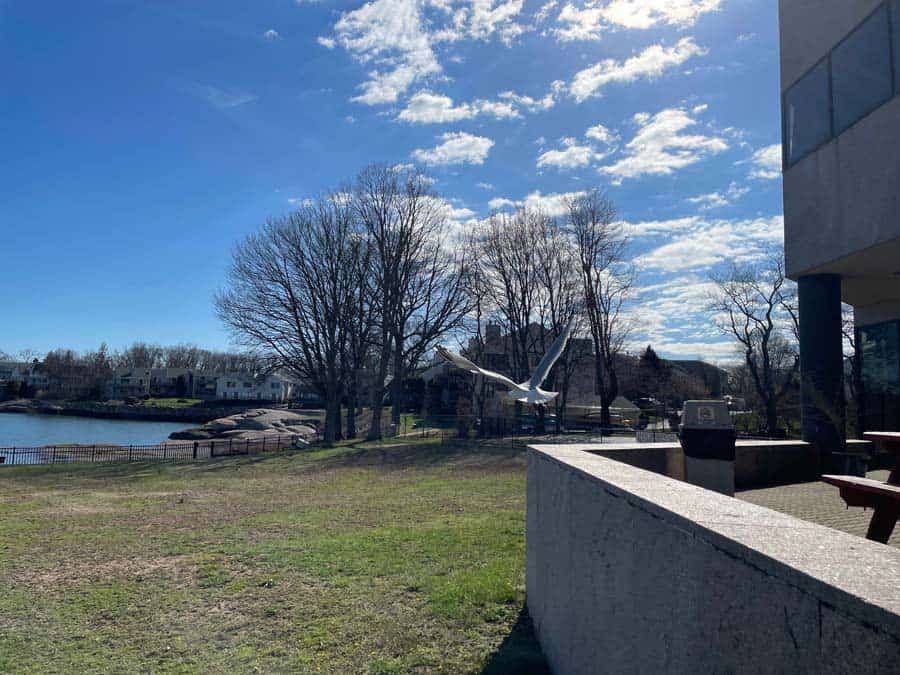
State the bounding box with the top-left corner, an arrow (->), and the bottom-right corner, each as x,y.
316,437 -> 529,472
481,605 -> 550,675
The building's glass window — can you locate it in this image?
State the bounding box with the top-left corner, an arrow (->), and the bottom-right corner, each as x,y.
783,59 -> 832,166
859,320 -> 900,432
831,5 -> 893,135
893,0 -> 900,92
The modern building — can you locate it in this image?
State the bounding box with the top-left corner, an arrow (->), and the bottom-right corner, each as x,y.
780,0 -> 900,462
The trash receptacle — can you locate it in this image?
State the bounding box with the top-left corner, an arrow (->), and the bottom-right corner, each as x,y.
679,400 -> 735,496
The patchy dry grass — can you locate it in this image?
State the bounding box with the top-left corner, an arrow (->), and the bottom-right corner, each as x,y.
0,442 -> 546,673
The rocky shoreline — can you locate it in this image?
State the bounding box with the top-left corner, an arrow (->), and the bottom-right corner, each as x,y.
168,408 -> 319,443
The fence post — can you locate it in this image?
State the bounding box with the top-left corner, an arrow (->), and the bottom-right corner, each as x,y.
163,445 -> 168,461
262,436 -> 266,452
193,441 -> 198,460
52,446 -> 57,463
246,438 -> 250,454
210,441 -> 215,458
10,448 -> 15,465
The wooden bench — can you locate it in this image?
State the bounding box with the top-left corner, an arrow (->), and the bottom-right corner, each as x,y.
822,432 -> 900,543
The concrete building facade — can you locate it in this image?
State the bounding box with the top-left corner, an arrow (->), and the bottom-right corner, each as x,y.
780,0 -> 900,461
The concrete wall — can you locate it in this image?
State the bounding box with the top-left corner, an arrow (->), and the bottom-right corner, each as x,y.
783,95 -> 900,281
527,445 -> 900,674
592,440 -> 821,489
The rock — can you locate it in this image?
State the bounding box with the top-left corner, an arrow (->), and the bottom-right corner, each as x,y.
168,408 -> 319,443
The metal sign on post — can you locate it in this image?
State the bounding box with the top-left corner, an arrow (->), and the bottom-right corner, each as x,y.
679,400 -> 736,496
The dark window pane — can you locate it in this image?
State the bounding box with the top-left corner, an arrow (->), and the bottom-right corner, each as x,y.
783,60 -> 831,166
893,0 -> 900,92
860,320 -> 900,431
832,6 -> 892,134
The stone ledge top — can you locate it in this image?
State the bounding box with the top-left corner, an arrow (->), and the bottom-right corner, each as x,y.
529,443 -> 900,638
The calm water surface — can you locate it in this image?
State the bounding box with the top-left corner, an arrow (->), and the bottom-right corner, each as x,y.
0,412 -> 191,447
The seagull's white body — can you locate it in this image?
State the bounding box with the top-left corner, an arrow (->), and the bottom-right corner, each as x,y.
436,321 -> 575,406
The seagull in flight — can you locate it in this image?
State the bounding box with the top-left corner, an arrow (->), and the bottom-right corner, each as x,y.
436,320 -> 576,406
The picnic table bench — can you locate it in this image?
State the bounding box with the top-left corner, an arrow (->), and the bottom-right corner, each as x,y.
823,432 -> 900,544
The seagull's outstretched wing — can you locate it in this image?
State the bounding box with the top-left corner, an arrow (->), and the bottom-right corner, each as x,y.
528,320 -> 575,389
436,346 -> 522,391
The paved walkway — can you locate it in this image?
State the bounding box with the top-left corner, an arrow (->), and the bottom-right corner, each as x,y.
739,470 -> 900,549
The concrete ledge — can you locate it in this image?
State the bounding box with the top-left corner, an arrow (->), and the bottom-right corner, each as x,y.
527,444 -> 900,674
592,439 -> 822,488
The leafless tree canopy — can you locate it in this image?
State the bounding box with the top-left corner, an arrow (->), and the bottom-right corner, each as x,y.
354,165 -> 473,437
567,189 -> 635,427
710,248 -> 799,436
217,194 -> 371,443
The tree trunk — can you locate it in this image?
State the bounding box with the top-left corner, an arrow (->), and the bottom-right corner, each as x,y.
346,373 -> 358,440
765,396 -> 779,437
367,338 -> 391,440
535,405 -> 546,434
391,342 -> 403,426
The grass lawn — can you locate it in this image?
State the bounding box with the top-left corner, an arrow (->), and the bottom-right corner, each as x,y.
0,442 -> 547,673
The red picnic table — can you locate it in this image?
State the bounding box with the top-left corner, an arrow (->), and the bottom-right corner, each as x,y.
823,432 -> 900,544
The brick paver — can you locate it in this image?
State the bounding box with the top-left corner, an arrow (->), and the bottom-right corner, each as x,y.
738,470 -> 900,549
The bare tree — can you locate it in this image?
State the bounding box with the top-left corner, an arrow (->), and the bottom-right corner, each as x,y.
216,194 -> 368,444
353,164 -> 470,437
710,249 -> 800,436
567,189 -> 634,429
477,209 -> 544,386
842,304 -> 863,437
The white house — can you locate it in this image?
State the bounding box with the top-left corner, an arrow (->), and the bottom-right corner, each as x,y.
215,373 -> 293,402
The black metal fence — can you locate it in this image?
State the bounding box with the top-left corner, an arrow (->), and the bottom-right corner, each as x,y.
0,434 -> 302,467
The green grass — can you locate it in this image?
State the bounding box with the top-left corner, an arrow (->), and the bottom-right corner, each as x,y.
0,442 -> 546,673
138,397 -> 203,408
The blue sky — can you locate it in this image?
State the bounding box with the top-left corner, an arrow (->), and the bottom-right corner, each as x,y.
0,0 -> 783,362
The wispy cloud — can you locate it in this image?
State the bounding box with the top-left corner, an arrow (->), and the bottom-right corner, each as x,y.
598,107 -> 727,182
568,38 -> 705,102
185,83 -> 257,109
746,144 -> 782,180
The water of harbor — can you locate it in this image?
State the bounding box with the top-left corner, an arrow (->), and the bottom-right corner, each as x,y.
0,412 -> 191,455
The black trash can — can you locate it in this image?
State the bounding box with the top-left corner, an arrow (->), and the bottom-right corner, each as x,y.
679,400 -> 736,496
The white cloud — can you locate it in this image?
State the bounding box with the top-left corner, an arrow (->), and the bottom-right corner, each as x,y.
412,131 -> 495,165
618,216 -> 703,238
747,143 -> 782,180
488,197 -> 518,210
686,182 -> 749,210
585,123 -> 618,145
537,137 -> 602,169
554,0 -> 720,40
524,190 -> 586,216
486,189 -> 585,216
264,29 -> 281,40
635,215 -> 784,272
397,90 -> 519,123
477,182 -> 495,190
468,0 -> 527,43
324,0 -> 529,105
569,37 -> 705,102
534,0 -> 559,24
498,81 -> 563,111
598,107 -> 727,182
331,0 -> 442,105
